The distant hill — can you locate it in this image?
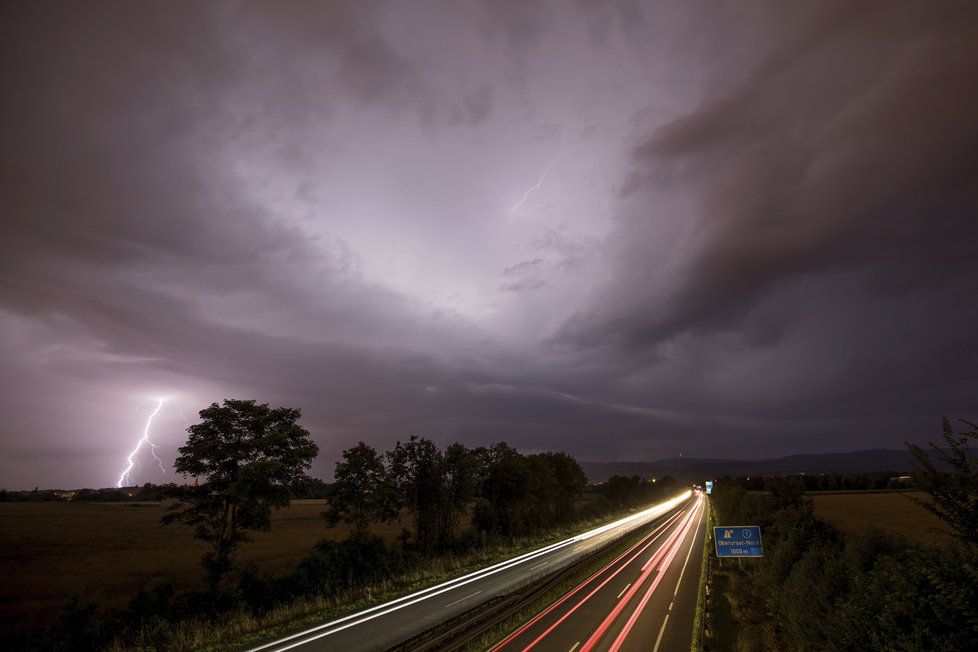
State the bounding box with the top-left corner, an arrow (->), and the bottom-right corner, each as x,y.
581,449 -> 921,483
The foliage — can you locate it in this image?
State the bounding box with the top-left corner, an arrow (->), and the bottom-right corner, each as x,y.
161,399 -> 319,591
387,436 -> 446,552
324,441 -> 391,533
711,467 -> 978,650
601,474 -> 675,509
327,439 -> 593,545
907,417 -> 978,551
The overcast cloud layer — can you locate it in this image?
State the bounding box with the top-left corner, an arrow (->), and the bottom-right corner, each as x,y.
2,0 -> 977,488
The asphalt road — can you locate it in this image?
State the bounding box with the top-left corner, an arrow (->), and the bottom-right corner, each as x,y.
492,492 -> 706,652
249,492 -> 694,652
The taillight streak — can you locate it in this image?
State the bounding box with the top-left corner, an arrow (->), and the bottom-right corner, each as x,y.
606,501 -> 702,651
578,503 -> 700,652
491,507 -> 687,651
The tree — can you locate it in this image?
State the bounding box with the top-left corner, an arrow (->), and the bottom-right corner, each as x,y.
161,399 -> 318,591
325,442 -> 390,533
473,443 -> 531,537
907,417 -> 978,550
439,442 -> 478,545
766,475 -> 806,509
541,451 -> 587,522
387,436 -> 444,552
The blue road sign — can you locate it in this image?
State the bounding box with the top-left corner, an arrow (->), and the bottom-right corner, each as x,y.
714,526 -> 763,557
705,480 -> 714,495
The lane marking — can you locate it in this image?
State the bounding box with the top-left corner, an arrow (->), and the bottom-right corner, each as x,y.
569,643 -> 581,652
491,507 -> 690,652
531,509 -> 694,652
255,492 -> 692,652
621,498 -> 706,652
654,496 -> 705,652
579,499 -> 703,652
446,591 -> 481,608
652,613 -> 671,652
529,563 -> 547,571
616,583 -> 631,600
672,506 -> 701,598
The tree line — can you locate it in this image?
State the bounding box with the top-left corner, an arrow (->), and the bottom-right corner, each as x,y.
325,438 -> 589,550
720,470 -> 917,493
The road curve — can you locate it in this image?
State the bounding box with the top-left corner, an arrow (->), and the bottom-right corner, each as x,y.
492,492 -> 706,652
249,492 -> 694,652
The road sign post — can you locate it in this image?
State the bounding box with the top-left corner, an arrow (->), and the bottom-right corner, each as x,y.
713,526 -> 763,558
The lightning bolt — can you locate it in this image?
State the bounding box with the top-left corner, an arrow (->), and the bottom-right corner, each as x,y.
509,125 -> 567,216
116,398 -> 167,488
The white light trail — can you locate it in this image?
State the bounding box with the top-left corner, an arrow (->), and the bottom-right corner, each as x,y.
248,490 -> 691,652
116,398 -> 167,488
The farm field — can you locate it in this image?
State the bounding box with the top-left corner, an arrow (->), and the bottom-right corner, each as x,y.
810,491 -> 952,546
0,500 -> 406,632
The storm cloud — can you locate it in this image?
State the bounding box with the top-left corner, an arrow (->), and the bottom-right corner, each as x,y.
1,1 -> 976,488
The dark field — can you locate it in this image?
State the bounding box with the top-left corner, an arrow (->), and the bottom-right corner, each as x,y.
810,491 -> 952,546
0,500 -> 407,631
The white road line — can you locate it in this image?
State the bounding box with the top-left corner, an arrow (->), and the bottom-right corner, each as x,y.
445,591 -> 481,608
652,613 -> 671,652
529,562 -> 547,571
250,492 -> 692,651
654,498 -> 704,652
616,582 -> 632,600
672,500 -> 703,598
568,642 -> 581,652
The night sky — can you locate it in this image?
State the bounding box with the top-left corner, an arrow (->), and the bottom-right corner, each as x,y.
2,1 -> 977,489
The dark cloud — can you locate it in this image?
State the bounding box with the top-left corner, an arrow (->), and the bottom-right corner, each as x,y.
1,1 -> 976,488
555,0 -> 978,437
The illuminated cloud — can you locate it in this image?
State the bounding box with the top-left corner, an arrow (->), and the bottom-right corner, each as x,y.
1,1 -> 976,487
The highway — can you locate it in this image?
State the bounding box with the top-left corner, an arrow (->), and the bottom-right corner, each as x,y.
250,492 -> 696,652
493,492 -> 706,652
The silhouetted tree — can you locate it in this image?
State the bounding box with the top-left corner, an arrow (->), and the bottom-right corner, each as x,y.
520,452 -> 587,526
325,442 -> 390,533
473,443 -> 531,537
161,399 -> 318,591
387,436 -> 444,552
439,442 -> 479,545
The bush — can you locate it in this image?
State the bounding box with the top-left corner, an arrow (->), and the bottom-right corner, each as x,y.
291,532 -> 414,599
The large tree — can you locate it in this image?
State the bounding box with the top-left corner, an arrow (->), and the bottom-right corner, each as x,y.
439,442 -> 479,545
387,436 -> 444,552
324,441 -> 391,533
161,399 -> 318,591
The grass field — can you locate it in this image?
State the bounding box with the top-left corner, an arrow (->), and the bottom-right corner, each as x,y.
810,491 -> 953,546
0,500 -> 408,632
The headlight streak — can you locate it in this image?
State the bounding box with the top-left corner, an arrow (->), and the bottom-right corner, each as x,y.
248,490 -> 691,652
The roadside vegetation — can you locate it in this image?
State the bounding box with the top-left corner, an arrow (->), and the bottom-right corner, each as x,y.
706,418 -> 978,651
1,398 -> 680,651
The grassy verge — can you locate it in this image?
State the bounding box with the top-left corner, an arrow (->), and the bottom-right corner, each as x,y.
690,498 -> 713,652
114,504 -> 663,651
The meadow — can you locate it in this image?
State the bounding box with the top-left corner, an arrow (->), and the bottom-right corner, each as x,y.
809,491 -> 953,546
0,500 -> 406,633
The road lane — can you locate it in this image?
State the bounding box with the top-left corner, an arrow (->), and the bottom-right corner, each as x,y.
250,492 -> 693,652
491,493 -> 706,652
